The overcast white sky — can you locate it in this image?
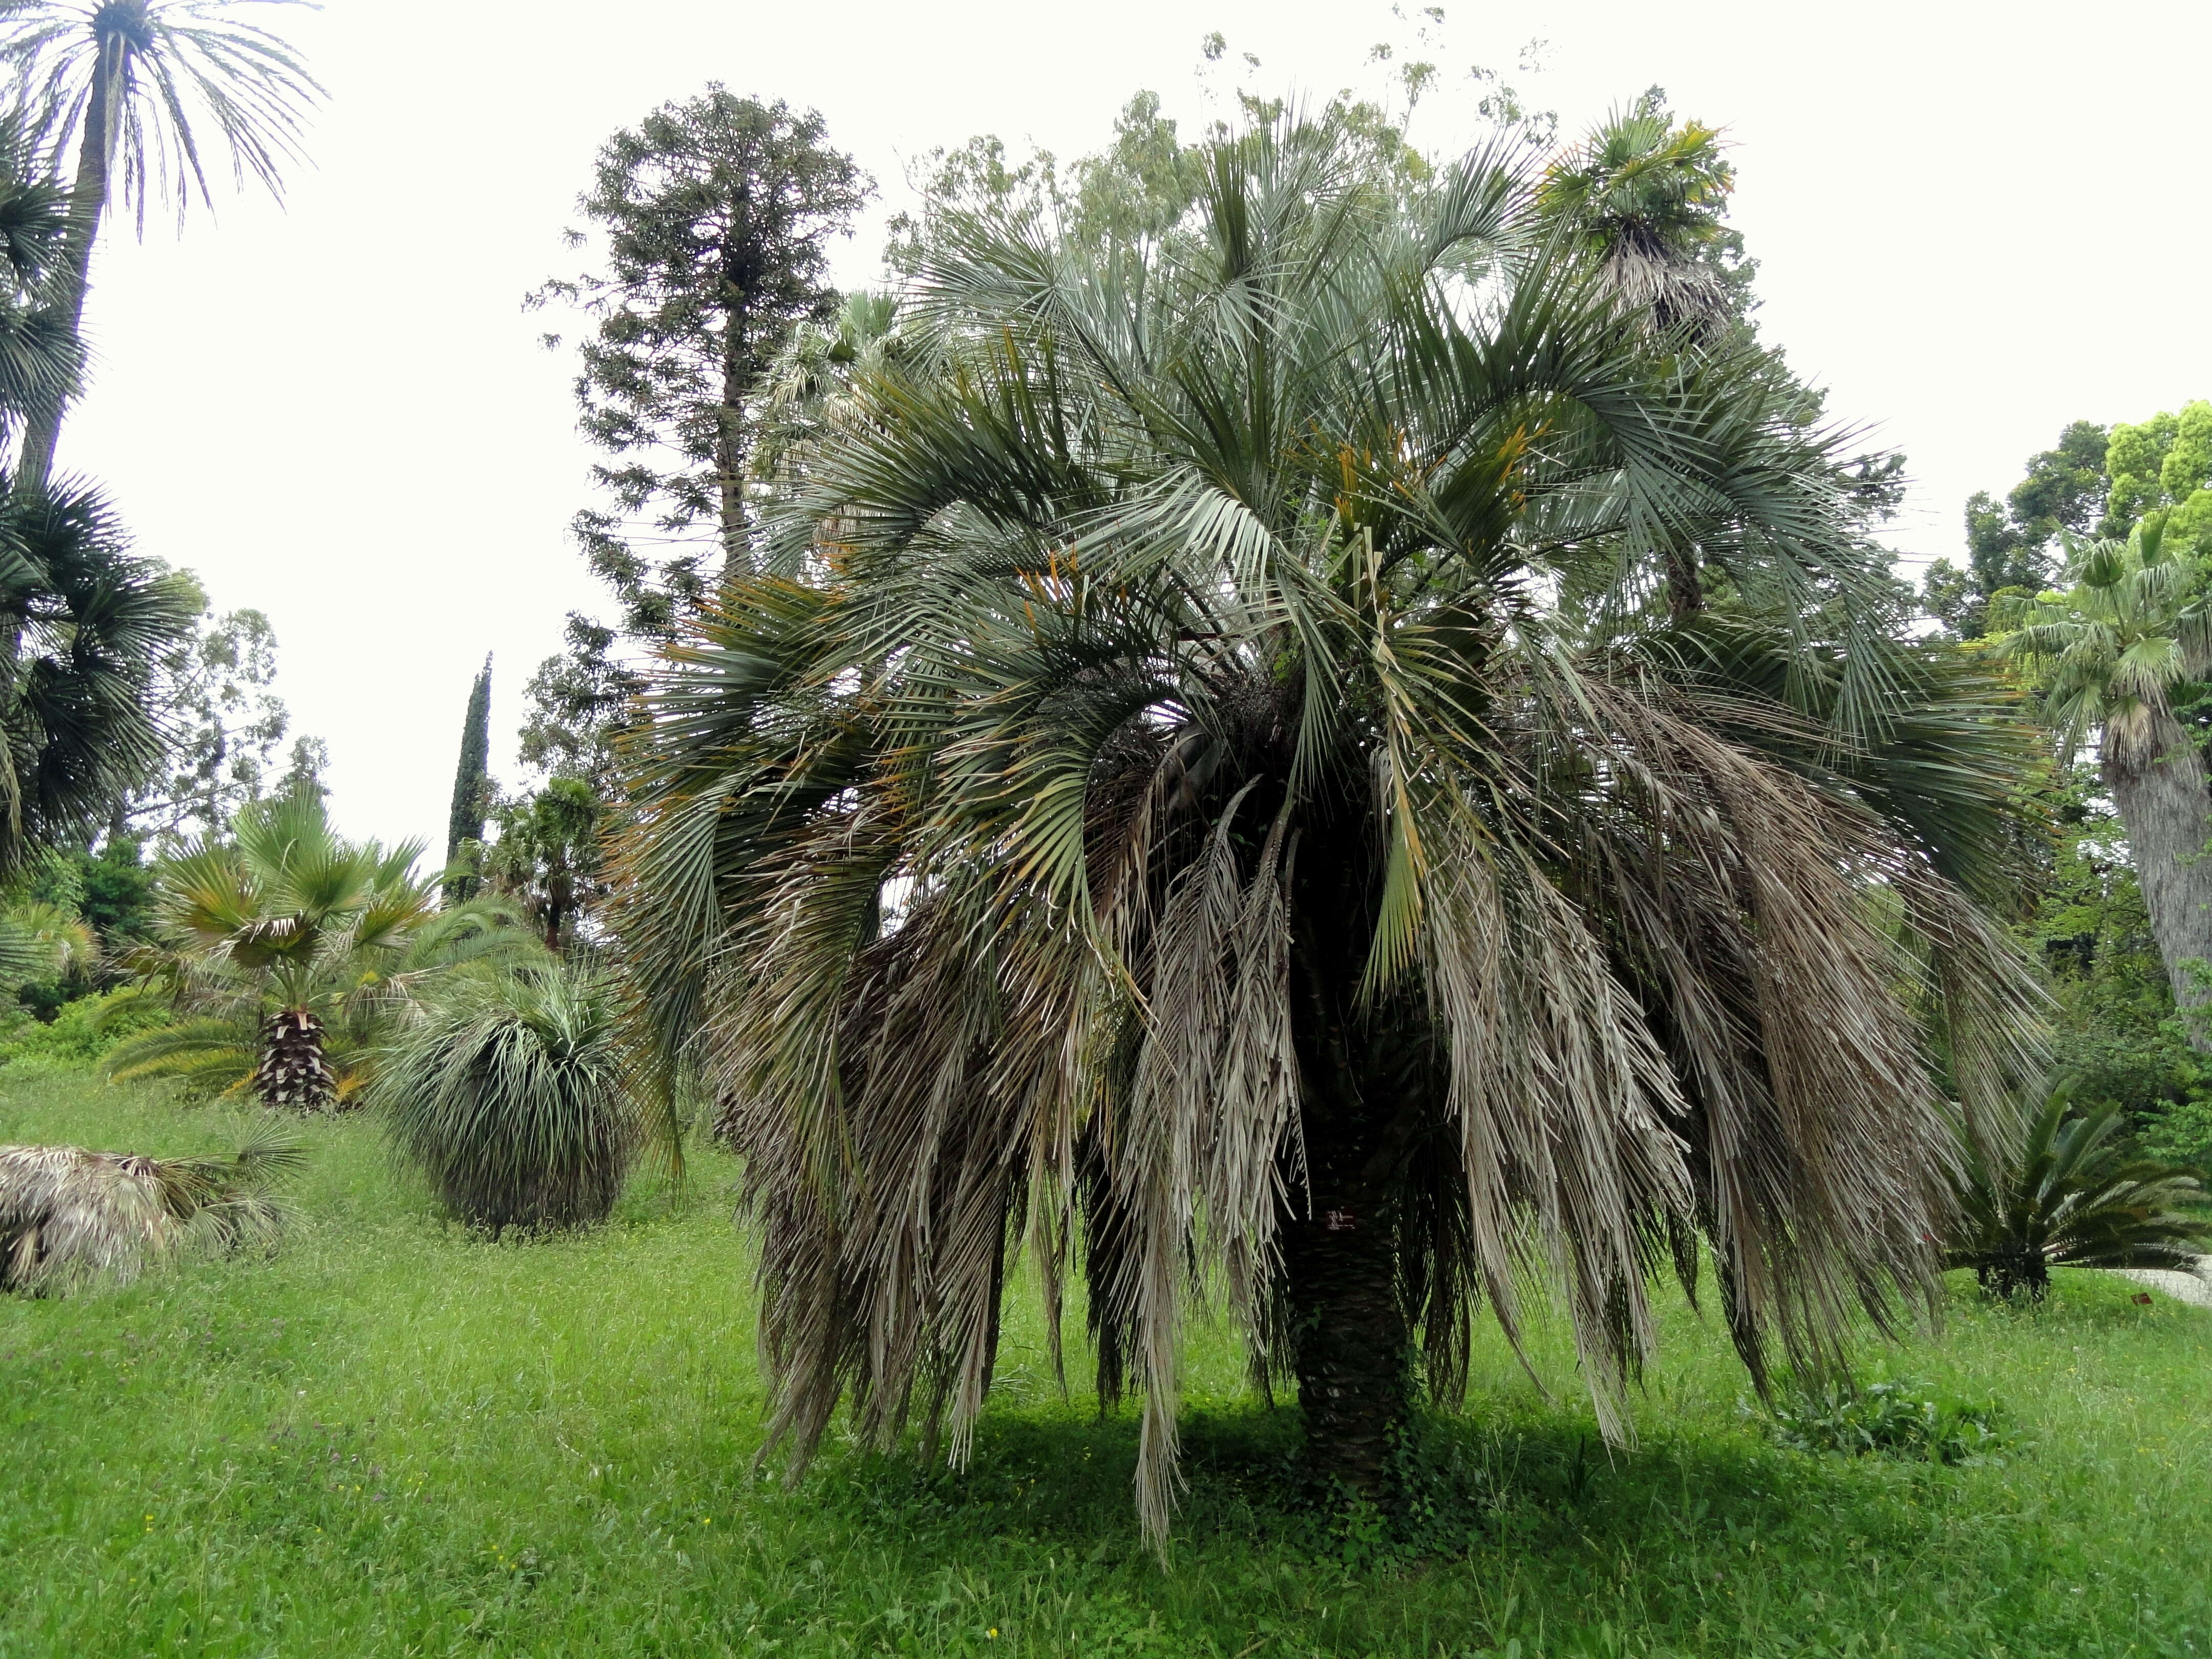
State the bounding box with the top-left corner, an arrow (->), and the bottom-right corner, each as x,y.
54,0 -> 2212,854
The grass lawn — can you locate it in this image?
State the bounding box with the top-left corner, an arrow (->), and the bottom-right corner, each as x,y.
4,1066 -> 2210,1658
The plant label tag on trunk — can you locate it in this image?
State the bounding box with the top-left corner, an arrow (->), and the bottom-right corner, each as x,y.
1325,1209 -> 1358,1232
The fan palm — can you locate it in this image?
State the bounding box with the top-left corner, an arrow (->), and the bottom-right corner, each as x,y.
104,791 -> 543,1108
2002,516 -> 2212,1040
1537,97 -> 1736,337
617,114 -> 2044,1538
1,1131 -> 299,1293
0,892 -> 93,983
0,478 -> 196,864
1946,1083 -> 2209,1300
0,110 -> 78,441
0,0 -> 322,491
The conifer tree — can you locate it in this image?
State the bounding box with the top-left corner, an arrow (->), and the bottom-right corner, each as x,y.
444,657 -> 492,902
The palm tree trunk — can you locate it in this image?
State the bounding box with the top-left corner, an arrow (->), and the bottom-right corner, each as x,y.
1284,829 -> 1418,1500
14,38 -> 121,496
1283,1204 -> 1409,1499
2103,714 -> 2212,1051
254,1008 -> 336,1111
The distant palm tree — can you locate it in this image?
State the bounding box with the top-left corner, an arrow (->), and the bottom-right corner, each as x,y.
618,114 -> 2045,1539
2003,516 -> 2212,1041
1946,1083 -> 2210,1300
0,0 -> 321,490
1538,95 -> 1737,337
105,792 -> 542,1109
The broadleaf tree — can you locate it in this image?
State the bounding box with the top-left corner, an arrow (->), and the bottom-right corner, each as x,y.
1924,420 -> 2112,638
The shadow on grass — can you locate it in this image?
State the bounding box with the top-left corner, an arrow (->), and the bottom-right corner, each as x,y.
787,1392 -> 1933,1571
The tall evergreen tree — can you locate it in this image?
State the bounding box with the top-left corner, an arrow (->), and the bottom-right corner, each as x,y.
521,87 -> 867,803
1924,421 -> 2112,637
444,657 -> 491,902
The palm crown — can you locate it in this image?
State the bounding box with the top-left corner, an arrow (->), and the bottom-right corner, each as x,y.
1,0 -> 320,234
109,792 -> 539,1107
2003,515 -> 2211,760
620,116 -> 2044,1537
0,0 -> 320,489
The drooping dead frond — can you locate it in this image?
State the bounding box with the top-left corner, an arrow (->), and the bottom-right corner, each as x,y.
0,1134 -> 302,1294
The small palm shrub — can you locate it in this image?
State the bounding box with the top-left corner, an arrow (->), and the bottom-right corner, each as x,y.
376,964 -> 635,1233
1946,1084 -> 2210,1299
1,1136 -> 302,1295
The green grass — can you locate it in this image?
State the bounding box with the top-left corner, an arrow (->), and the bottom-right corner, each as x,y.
5,1068 -> 2211,1657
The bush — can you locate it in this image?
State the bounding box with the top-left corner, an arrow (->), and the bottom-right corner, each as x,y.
2138,1096 -> 2212,1175
375,964 -> 635,1233
0,988 -> 173,1074
1767,1378 -> 2012,1465
1945,1084 -> 2209,1299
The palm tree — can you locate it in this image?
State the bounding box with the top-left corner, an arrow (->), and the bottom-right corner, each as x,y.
0,0 -> 321,491
1537,93 -> 1738,337
0,479 -> 196,865
2003,516 -> 2212,1042
375,960 -> 637,1233
480,776 -> 605,952
615,115 -> 2044,1539
1946,1083 -> 2209,1300
104,792 -> 542,1109
2,1132 -> 297,1293
0,110 -> 78,445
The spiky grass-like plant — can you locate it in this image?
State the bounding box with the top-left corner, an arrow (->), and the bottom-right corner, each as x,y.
618,112 -> 2047,1540
375,964 -> 635,1234
1947,1085 -> 2211,1300
0,1133 -> 301,1294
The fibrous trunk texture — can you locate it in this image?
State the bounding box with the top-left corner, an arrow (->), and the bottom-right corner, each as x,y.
1975,1252 -> 2050,1302
256,1009 -> 336,1111
2103,716 -> 2212,1050
1284,1205 -> 1410,1499
1283,808 -> 1418,1499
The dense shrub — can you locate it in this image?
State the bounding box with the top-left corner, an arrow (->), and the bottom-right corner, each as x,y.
0,988 -> 173,1074
375,964 -> 635,1233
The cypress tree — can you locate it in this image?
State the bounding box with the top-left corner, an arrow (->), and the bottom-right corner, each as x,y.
445,656 -> 493,902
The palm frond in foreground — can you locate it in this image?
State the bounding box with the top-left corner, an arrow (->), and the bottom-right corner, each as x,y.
617,113 -> 2048,1541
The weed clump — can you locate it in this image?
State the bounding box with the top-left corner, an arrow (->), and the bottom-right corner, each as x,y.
1765,1378 -> 2013,1465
